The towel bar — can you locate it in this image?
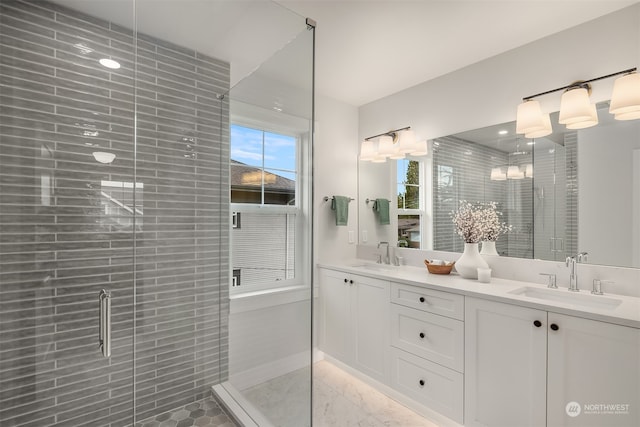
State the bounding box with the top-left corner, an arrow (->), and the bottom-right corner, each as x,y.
365,198 -> 391,204
323,196 -> 354,202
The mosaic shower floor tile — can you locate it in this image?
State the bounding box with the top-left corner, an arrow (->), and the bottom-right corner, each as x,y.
135,396 -> 238,427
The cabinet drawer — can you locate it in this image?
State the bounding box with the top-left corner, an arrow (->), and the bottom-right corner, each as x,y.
390,347 -> 463,424
391,304 -> 464,372
391,282 -> 464,320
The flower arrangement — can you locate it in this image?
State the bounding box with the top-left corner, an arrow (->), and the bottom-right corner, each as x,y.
450,200 -> 511,243
477,201 -> 512,242
450,200 -> 484,243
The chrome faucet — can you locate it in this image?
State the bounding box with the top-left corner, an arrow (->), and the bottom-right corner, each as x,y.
377,241 -> 390,264
565,252 -> 588,292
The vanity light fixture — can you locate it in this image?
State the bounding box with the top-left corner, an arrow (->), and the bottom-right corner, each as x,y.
559,84 -> 599,129
490,164 -> 532,181
490,167 -> 507,181
516,67 -> 639,137
525,163 -> 533,178
610,71 -> 640,120
359,126 -> 427,162
507,165 -> 525,179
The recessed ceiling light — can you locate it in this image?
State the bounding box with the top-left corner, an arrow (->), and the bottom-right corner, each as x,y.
99,58 -> 120,69
498,130 -> 508,135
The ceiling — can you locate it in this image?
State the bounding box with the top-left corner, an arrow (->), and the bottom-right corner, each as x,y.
53,0 -> 637,107
279,0 -> 637,106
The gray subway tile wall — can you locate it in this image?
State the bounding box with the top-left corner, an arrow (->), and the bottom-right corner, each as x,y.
432,135 -> 533,258
0,0 -> 230,426
564,134 -> 578,257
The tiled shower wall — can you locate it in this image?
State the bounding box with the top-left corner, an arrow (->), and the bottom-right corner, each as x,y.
433,135 -> 533,257
0,1 -> 230,425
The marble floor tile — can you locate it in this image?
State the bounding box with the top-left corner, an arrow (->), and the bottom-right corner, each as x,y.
240,360 -> 439,427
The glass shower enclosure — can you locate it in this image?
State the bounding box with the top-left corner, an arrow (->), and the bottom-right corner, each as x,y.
0,0 -> 314,426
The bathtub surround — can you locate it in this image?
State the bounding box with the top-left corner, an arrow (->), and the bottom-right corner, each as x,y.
0,1 -> 230,425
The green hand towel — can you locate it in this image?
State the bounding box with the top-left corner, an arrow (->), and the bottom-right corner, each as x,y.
375,198 -> 390,225
331,196 -> 350,226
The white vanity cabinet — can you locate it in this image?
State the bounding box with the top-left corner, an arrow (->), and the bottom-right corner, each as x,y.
465,297 -> 640,427
390,282 -> 465,424
319,268 -> 390,383
464,297 -> 547,427
546,313 -> 640,427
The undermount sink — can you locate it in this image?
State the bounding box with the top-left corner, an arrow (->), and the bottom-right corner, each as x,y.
350,262 -> 398,271
508,286 -> 623,310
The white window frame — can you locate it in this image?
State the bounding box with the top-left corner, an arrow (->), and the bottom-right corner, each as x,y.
395,156 -> 427,249
229,115 -> 308,295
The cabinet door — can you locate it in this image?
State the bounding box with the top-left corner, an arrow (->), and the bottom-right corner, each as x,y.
319,269 -> 352,363
465,297 -> 547,427
547,313 -> 640,427
353,275 -> 390,382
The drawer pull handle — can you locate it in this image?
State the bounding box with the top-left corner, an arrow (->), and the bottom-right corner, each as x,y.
533,320 -> 542,327
349,279 -> 354,285
419,296 -> 425,303
419,379 -> 425,387
550,323 -> 559,331
419,332 -> 425,339
344,278 -> 348,283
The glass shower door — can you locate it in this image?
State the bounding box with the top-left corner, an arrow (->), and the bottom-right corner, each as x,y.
222,14 -> 315,427
533,136 -> 569,261
0,1 -> 137,425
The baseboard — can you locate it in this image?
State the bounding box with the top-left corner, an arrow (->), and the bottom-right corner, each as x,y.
313,348 -> 324,363
321,354 -> 462,427
229,350 -> 312,390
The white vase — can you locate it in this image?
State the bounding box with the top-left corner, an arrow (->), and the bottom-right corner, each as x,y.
456,242 -> 489,279
480,240 -> 499,256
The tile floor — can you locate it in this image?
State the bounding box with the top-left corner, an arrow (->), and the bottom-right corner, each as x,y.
135,397 -> 237,427
242,360 -> 439,427
138,360 -> 438,427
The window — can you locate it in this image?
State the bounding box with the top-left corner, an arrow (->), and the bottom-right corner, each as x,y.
397,159 -> 424,249
230,125 -> 297,205
230,124 -> 302,291
100,180 -> 144,230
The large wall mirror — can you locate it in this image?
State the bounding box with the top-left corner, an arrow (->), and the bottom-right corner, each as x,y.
358,101 -> 640,269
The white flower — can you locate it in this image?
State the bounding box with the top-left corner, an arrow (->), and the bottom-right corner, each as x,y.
450,200 -> 512,243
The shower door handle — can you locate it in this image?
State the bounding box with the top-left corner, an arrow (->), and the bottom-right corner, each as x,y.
98,289 -> 112,357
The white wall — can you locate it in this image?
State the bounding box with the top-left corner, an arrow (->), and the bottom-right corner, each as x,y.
579,121 -> 640,267
229,295 -> 311,389
359,4 -> 640,158
314,94 -> 360,264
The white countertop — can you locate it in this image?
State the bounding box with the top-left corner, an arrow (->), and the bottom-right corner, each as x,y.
318,261 -> 640,329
